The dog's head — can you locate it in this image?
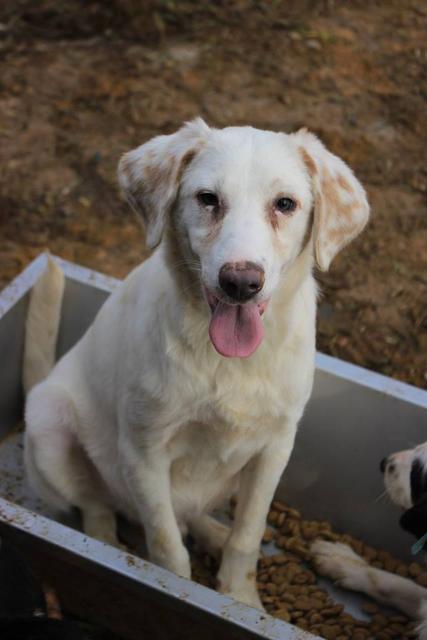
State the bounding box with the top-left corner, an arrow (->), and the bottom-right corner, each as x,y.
381,443 -> 427,544
119,119 -> 369,358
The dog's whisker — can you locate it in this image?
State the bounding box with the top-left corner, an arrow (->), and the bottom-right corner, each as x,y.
373,489 -> 389,504
168,258 -> 202,271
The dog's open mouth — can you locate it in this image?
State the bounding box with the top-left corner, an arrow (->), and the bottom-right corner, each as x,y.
205,291 -> 268,358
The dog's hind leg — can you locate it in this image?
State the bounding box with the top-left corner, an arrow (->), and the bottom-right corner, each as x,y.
25,383 -> 119,547
188,515 -> 230,560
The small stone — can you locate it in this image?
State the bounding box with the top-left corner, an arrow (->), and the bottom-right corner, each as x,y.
306,39 -> 322,50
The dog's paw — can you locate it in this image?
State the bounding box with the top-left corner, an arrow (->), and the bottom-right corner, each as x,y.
238,588 -> 264,611
220,584 -> 265,611
310,540 -> 368,586
154,545 -> 192,579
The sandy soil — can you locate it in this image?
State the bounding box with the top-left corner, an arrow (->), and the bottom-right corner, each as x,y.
0,0 -> 426,388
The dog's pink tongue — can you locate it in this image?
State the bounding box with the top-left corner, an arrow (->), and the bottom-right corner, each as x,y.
209,301 -> 264,358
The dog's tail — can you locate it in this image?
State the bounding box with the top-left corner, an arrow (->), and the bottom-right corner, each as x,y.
23,256 -> 65,393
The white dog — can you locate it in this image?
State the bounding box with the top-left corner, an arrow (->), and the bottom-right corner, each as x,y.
312,443 -> 427,638
24,119 -> 369,608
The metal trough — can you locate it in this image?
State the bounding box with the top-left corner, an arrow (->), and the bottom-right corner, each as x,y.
1,253 -> 426,639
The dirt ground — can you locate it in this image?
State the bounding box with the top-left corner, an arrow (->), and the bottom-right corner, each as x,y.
0,0 -> 426,388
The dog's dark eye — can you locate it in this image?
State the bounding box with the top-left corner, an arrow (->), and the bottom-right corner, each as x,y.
275,197 -> 297,214
197,191 -> 219,209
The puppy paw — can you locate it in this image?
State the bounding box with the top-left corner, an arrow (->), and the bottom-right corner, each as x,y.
310,540 -> 368,586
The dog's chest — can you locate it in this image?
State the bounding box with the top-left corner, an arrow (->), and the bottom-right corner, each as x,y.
169,418 -> 263,475
165,415 -> 273,517
123,302 -> 314,481
150,365 -> 282,454
163,332 -> 303,427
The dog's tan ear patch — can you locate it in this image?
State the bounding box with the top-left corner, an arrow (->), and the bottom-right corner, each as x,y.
119,153 -> 175,245
299,147 -> 317,178
296,131 -> 370,271
118,119 -> 208,249
176,149 -> 198,186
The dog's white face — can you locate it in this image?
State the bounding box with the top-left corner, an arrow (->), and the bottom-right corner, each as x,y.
382,443 -> 427,543
177,128 -> 313,357
119,119 -> 369,358
382,443 -> 427,510
179,127 -> 311,296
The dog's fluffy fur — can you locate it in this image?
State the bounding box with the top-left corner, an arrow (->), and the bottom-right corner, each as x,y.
24,119 -> 369,608
312,443 -> 427,638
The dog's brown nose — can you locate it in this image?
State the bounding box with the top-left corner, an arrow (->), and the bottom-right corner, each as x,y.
219,262 -> 265,302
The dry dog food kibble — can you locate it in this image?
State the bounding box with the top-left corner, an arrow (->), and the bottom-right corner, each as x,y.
191,500 -> 423,640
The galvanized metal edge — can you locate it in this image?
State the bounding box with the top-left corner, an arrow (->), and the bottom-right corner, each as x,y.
0,253 -> 48,318
315,352 -> 427,409
0,253 -> 119,322
52,254 -> 120,293
0,497 -> 317,640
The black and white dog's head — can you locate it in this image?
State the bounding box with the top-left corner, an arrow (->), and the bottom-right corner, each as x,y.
381,443 -> 427,544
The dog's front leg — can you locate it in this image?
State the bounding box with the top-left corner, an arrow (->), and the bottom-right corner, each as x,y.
121,442 -> 191,578
217,428 -> 297,609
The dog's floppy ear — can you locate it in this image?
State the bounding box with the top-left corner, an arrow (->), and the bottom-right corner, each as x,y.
118,118 -> 209,249
294,129 -> 370,271
400,495 -> 427,541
